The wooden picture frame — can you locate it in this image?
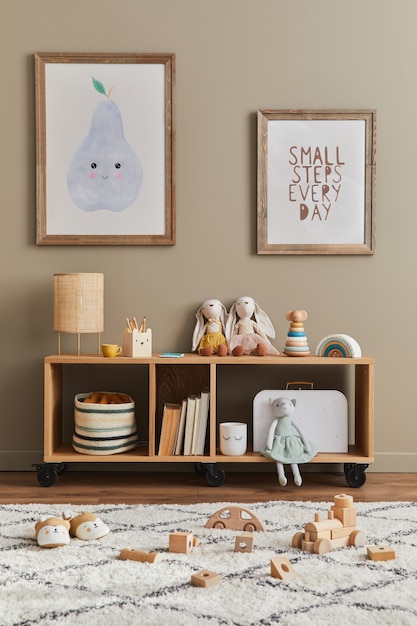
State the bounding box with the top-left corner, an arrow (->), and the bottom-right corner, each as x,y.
257,110 -> 376,255
35,53 -> 175,245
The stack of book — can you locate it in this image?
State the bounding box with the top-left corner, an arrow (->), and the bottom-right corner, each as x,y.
158,388 -> 209,456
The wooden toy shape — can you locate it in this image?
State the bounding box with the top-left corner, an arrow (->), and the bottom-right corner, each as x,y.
270,556 -> 298,580
119,548 -> 162,563
169,531 -> 193,554
205,506 -> 265,531
234,534 -> 254,553
367,545 -> 396,561
283,310 -> 310,357
191,569 -> 221,588
292,494 -> 365,554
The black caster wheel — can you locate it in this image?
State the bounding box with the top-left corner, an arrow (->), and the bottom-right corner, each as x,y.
194,462 -> 208,476
55,462 -> 69,475
37,466 -> 58,487
205,467 -> 226,487
344,463 -> 368,488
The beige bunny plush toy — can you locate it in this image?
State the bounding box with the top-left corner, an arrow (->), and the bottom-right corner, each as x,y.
192,299 -> 228,356
225,296 -> 279,356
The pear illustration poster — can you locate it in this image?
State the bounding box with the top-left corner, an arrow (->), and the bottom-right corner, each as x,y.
67,77 -> 143,213
44,63 -> 167,237
265,119 -> 366,246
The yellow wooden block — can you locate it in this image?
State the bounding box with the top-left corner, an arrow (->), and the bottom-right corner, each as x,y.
191,569 -> 221,587
270,556 -> 298,580
169,531 -> 193,554
367,545 -> 396,561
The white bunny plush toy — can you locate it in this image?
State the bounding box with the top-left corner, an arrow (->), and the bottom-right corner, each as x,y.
225,296 -> 279,356
192,299 -> 228,356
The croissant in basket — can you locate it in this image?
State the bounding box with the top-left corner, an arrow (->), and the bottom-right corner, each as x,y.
82,392 -> 131,404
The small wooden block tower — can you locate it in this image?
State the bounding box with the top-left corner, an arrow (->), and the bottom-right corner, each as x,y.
283,310 -> 310,356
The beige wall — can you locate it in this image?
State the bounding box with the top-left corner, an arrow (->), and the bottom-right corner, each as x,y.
1,0 -> 415,472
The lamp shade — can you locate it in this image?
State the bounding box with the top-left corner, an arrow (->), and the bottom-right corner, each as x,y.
54,273 -> 104,334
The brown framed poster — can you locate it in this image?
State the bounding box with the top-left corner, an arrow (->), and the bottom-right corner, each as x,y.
257,109 -> 376,255
35,52 -> 175,245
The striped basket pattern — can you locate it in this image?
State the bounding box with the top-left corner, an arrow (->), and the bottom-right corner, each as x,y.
73,392 -> 138,455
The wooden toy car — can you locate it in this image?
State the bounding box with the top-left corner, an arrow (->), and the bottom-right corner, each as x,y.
205,506 -> 265,531
292,494 -> 366,554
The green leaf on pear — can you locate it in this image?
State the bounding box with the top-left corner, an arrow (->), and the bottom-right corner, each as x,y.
92,77 -> 107,96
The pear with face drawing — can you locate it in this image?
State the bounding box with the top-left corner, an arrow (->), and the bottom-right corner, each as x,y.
67,78 -> 143,212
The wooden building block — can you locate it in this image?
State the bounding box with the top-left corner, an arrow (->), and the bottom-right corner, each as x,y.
331,525 -> 357,539
305,518 -> 343,534
309,529 -> 331,541
270,556 -> 298,580
367,545 -> 396,561
331,505 -> 357,527
191,569 -> 221,587
326,535 -> 350,550
333,494 -> 354,507
234,534 -> 254,553
119,548 -> 162,563
301,539 -> 315,552
169,531 -> 193,554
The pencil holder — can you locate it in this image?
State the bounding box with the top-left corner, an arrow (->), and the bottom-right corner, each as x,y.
122,328 -> 152,357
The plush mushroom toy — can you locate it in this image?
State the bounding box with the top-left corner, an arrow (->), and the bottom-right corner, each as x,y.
192,299 -> 228,356
225,296 -> 279,356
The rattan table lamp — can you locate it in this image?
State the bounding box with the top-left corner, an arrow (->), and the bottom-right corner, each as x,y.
54,273 -> 104,354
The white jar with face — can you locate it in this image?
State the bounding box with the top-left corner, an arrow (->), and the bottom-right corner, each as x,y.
219,422 -> 247,456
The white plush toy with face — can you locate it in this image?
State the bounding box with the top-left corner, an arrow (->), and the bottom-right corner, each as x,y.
192,299 -> 228,356
225,296 -> 279,356
35,516 -> 71,548
63,512 -> 110,541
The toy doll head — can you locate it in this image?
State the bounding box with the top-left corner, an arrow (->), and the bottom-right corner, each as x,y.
270,397 -> 296,418
286,310 -> 307,323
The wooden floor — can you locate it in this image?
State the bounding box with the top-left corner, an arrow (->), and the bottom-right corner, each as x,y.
0,470 -> 416,504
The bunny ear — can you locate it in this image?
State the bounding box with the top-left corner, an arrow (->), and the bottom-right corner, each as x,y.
219,303 -> 228,329
225,303 -> 237,340
192,307 -> 205,351
254,303 -> 276,339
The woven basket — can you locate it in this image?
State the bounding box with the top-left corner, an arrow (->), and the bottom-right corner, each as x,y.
73,392 -> 138,455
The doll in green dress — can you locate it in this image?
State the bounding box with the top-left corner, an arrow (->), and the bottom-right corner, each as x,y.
261,397 -> 317,486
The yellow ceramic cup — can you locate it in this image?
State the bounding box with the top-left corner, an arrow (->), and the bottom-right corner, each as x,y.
102,344 -> 122,358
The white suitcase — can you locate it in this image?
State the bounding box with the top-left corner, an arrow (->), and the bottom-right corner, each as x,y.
253,383 -> 348,454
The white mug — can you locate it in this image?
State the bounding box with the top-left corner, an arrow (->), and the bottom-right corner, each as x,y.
219,422 -> 247,456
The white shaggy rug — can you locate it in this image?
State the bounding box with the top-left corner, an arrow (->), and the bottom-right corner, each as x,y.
1,500 -> 417,626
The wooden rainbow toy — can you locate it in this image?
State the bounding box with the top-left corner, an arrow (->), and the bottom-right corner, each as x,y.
316,334 -> 362,358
